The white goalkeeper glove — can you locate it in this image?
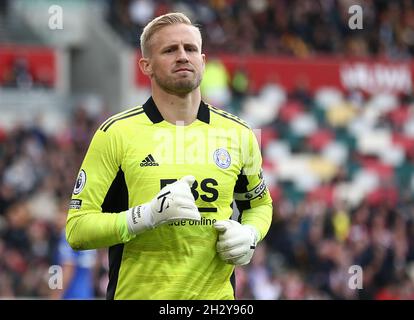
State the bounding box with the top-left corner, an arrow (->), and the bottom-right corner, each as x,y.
214,219 -> 259,266
125,175 -> 201,235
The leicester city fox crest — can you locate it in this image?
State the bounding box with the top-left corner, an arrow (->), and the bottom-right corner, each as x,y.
213,148 -> 231,169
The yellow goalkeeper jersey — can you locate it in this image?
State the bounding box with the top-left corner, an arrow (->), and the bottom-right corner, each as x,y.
66,97 -> 272,300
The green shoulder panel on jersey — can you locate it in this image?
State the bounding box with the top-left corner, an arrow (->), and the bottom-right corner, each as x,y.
99,106 -> 145,132
207,105 -> 250,129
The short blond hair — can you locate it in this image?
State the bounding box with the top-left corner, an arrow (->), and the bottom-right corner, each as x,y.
140,12 -> 202,57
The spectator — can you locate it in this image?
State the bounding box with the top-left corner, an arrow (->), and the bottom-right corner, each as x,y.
3,57 -> 33,89
50,205 -> 97,300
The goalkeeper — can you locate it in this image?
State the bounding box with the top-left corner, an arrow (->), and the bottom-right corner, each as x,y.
66,12 -> 272,300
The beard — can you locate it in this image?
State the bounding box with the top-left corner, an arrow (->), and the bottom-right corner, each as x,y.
154,72 -> 202,95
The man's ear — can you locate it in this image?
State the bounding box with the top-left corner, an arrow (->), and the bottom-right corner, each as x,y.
201,53 -> 206,72
139,57 -> 152,77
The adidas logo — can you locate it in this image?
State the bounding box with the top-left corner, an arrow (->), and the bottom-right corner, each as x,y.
140,154 -> 160,167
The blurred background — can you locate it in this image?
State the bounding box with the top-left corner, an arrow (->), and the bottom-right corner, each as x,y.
1,0 -> 414,300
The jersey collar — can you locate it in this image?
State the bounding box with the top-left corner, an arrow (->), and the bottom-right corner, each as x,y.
143,96 -> 210,124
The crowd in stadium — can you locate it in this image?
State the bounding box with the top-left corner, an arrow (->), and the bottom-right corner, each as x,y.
107,0 -> 414,58
1,83 -> 414,299
1,0 -> 414,299
0,103 -> 110,297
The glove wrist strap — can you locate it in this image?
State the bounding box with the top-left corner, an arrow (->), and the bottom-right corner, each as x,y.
244,224 -> 260,246
126,202 -> 153,235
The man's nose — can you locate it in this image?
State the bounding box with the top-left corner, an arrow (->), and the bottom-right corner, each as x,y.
176,47 -> 189,62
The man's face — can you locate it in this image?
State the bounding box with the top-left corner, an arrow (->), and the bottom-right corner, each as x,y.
143,24 -> 205,95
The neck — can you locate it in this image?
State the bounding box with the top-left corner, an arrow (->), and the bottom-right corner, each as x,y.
151,86 -> 201,126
